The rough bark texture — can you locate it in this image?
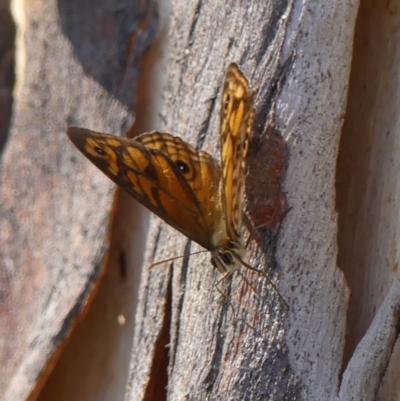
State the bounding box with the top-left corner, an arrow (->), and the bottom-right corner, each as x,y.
337,1 -> 400,399
0,1 -> 157,400
0,0 -> 14,151
127,1 -> 355,400
3,0 -> 400,400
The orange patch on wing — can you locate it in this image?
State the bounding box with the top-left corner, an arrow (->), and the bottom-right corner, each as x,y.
231,100 -> 245,137
107,160 -> 119,176
137,175 -> 157,206
106,138 -> 122,147
127,171 -> 144,196
124,147 -> 148,170
153,156 -> 196,211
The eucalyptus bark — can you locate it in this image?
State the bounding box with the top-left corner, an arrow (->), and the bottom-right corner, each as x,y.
0,1 -> 156,400
2,0 -> 400,401
129,0 -> 352,400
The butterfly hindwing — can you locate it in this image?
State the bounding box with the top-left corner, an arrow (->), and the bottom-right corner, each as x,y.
220,63 -> 254,241
135,132 -> 223,240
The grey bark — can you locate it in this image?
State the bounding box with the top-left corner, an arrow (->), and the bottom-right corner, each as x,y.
0,1 -> 156,400
3,0 -> 400,400
127,1 -> 357,400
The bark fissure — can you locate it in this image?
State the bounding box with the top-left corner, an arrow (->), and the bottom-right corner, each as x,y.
143,271 -> 172,401
196,93 -> 218,150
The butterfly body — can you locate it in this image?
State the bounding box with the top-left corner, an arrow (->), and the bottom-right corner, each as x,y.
68,63 -> 254,278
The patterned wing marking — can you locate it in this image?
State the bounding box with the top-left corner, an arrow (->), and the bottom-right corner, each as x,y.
67,127 -> 222,250
136,132 -> 223,234
219,63 -> 255,240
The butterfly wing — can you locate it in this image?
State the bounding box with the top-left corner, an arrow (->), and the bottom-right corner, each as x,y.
67,128 -> 222,250
135,131 -> 225,247
219,63 -> 254,240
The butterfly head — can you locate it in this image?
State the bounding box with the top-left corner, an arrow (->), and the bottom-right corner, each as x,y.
211,237 -> 246,275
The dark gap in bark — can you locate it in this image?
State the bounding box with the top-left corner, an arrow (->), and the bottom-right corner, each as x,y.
335,2 -> 365,383
0,2 -> 15,154
143,272 -> 172,401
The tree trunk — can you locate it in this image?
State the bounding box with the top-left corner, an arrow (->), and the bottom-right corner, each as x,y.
0,1 -> 157,400
2,0 -> 400,400
128,0 -> 354,400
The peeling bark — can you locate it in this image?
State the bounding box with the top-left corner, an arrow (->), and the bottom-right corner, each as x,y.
5,0 -> 400,400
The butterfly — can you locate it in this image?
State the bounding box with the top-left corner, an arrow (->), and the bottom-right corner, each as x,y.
68,63 -> 258,283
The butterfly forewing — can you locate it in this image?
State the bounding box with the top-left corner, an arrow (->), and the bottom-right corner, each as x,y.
220,63 -> 255,241
67,128 -> 221,250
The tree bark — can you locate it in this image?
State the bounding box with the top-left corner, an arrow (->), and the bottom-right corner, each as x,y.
0,1 -> 157,400
337,1 -> 400,399
3,0 -> 400,400
127,0 -> 356,400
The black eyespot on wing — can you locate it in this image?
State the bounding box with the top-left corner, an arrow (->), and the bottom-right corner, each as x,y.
176,160 -> 190,175
94,146 -> 106,156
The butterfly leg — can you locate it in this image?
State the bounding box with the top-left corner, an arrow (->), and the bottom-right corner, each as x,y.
239,258 -> 289,310
214,272 -> 237,318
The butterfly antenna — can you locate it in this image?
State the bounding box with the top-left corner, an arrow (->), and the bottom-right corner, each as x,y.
148,250 -> 207,270
239,258 -> 289,310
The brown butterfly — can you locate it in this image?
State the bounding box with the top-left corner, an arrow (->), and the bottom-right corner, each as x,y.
68,63 -> 289,308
